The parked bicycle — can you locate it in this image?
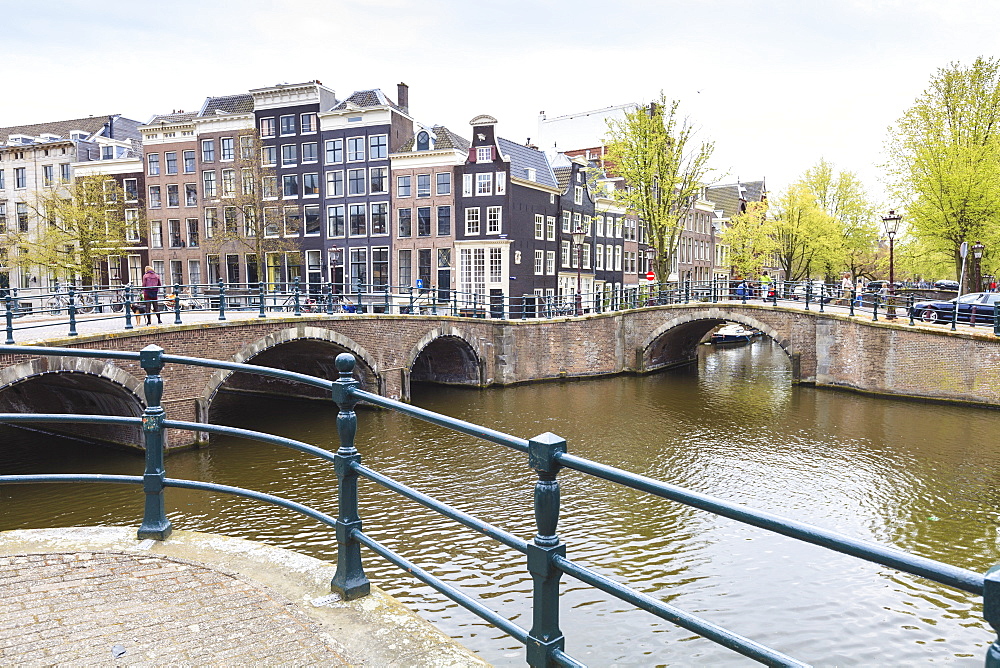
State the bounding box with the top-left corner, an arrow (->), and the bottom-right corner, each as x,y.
45,286 -> 96,315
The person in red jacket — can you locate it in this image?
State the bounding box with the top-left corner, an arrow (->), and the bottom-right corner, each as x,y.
141,266 -> 162,325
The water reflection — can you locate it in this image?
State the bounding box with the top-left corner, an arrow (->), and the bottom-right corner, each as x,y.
1,340 -> 998,665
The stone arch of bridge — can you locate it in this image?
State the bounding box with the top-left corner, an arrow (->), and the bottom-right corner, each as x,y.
198,326 -> 380,419
639,309 -> 798,377
405,328 -> 485,389
0,356 -> 145,449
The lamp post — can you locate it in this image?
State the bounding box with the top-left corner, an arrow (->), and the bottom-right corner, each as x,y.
881,210 -> 902,319
572,225 -> 585,316
972,241 -> 985,292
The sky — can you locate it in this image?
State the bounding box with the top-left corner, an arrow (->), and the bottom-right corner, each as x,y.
3,0 -> 999,203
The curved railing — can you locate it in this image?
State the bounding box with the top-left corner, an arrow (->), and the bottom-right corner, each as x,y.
1,343 -> 999,667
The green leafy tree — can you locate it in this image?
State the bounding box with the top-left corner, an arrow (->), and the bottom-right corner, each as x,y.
604,94 -> 716,279
886,57 -> 1000,280
721,200 -> 777,279
11,174 -> 139,287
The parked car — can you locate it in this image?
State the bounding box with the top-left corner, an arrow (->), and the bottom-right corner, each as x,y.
933,279 -> 960,290
788,281 -> 833,302
913,292 -> 1000,324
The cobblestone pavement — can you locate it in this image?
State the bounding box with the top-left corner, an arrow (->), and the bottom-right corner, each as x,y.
0,551 -> 350,665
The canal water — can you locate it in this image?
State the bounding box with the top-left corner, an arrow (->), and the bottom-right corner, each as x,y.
2,340 -> 999,666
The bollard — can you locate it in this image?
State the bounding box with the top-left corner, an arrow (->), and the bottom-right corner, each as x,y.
218,280 -> 227,320
137,345 -> 172,540
4,293 -> 13,345
525,432 -> 568,668
67,288 -> 78,336
329,353 -> 371,600
173,283 -> 182,324
259,281 -> 267,318
124,285 -> 134,330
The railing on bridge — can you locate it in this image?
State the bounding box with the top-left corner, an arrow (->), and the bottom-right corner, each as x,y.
4,278 -> 1000,344
1,343 -> 999,667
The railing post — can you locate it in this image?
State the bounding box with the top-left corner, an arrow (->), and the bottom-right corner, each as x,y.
292,276 -> 302,316
525,432 -> 567,668
173,283 -> 182,324
818,284 -> 825,313
124,285 -> 134,330
259,281 -> 267,318
67,287 -> 78,336
4,293 -> 14,345
805,282 -> 811,311
137,344 -> 172,540
995,303 -> 1000,337
329,353 -> 370,600
323,282 -> 333,315
849,288 -> 856,317
983,565 -> 1000,667
218,280 -> 227,321
873,293 -> 879,322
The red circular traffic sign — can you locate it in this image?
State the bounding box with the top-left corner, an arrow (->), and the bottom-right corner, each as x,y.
646,271 -> 656,281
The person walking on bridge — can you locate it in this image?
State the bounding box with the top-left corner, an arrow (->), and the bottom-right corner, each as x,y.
141,266 -> 162,325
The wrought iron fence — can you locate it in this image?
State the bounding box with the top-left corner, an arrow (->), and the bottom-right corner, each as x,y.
1,343 -> 999,666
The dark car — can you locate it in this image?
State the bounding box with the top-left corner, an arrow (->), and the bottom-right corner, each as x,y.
934,279 -> 960,290
914,292 -> 1000,324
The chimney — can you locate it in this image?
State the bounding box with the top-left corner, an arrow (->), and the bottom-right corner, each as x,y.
397,82 -> 409,114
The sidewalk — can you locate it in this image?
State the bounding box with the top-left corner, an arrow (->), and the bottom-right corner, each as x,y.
0,527 -> 489,666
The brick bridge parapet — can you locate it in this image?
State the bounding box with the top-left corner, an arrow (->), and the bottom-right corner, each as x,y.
1,306 -> 997,449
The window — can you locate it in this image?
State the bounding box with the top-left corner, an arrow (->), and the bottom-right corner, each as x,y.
476,172 -> 492,196
303,173 -> 319,196
326,171 -> 344,197
261,145 -> 276,166
349,247 -> 367,291
417,207 -> 431,237
60,164 -> 71,182
562,211 -> 571,233
437,206 -> 451,236
574,212 -> 582,233
0,170 -> 4,190
283,206 -> 300,236
185,183 -> 197,206
583,244 -> 591,270
101,145 -> 114,160
325,139 -> 343,164
203,171 -> 217,197
282,174 -> 299,198
596,244 -> 604,270
186,218 -> 199,248
42,165 -> 54,186
327,205 -> 345,237
534,214 -> 544,240
465,207 -> 480,235
398,249 -> 412,287
147,154 -> 160,176
188,259 -> 201,287
369,134 -> 387,160
347,169 -> 365,195
546,216 -> 556,241
371,203 -> 388,235
201,139 -> 215,162
221,137 -> 234,161
300,113 -> 316,134
103,179 -> 118,203
546,251 -> 555,275
597,215 -> 605,237
167,184 -> 179,207
262,176 -> 277,198
487,206 -> 502,234
16,203 -> 28,232
615,245 -> 622,271
347,137 -> 364,161
436,172 -> 451,195
397,208 -> 411,237
372,247 -> 389,289
148,185 -> 162,208
370,167 -> 388,194
417,174 -> 431,198
279,115 -> 296,135
302,142 -> 318,163
574,185 -> 583,205
183,150 -> 196,173
490,248 -> 503,283
534,250 -> 544,275
260,117 -> 276,137
281,144 -> 298,166
349,204 -> 366,235
205,208 -> 217,238
224,206 -> 238,235
222,169 -> 236,197
396,175 -> 411,197
304,204 -> 321,236
242,168 -> 255,196
165,152 -> 178,175
463,173 -> 473,196
169,219 -> 183,247
561,241 -> 570,268
124,178 -> 138,202
419,248 -> 432,287
476,146 -> 492,162
606,245 -> 613,272
206,255 -> 220,284
150,221 -> 163,248
263,208 -> 279,237
496,171 -> 506,195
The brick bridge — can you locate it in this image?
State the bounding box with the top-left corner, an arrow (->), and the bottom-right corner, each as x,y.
1,304 -> 997,449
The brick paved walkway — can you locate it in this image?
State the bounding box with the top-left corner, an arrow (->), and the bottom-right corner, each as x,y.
0,551 -> 350,665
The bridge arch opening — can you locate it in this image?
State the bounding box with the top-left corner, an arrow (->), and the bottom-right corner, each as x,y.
410,335 -> 483,387
0,370 -> 143,450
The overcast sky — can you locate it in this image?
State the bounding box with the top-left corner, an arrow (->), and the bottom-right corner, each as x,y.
4,0 -> 998,203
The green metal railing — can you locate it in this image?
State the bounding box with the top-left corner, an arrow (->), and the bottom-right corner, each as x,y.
1,342 -> 999,666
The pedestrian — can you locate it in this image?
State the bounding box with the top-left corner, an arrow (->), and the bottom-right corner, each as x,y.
841,273 -> 852,299
760,271 -> 773,300
141,266 -> 162,325
991,281 -> 997,293
855,277 -> 864,306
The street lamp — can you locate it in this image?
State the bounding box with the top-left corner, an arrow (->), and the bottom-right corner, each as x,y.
972,241 -> 985,292
881,210 -> 902,319
572,225 -> 585,316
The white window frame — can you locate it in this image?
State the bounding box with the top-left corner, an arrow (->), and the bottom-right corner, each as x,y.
486,206 -> 502,234
465,207 -> 480,235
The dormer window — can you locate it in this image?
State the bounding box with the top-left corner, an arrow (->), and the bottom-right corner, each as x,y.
476,146 -> 492,162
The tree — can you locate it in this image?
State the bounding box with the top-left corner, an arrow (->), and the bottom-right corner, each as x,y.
10,174 -> 140,287
721,200 -> 777,279
205,131 -> 299,288
886,57 -> 1000,280
604,94 -> 716,279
